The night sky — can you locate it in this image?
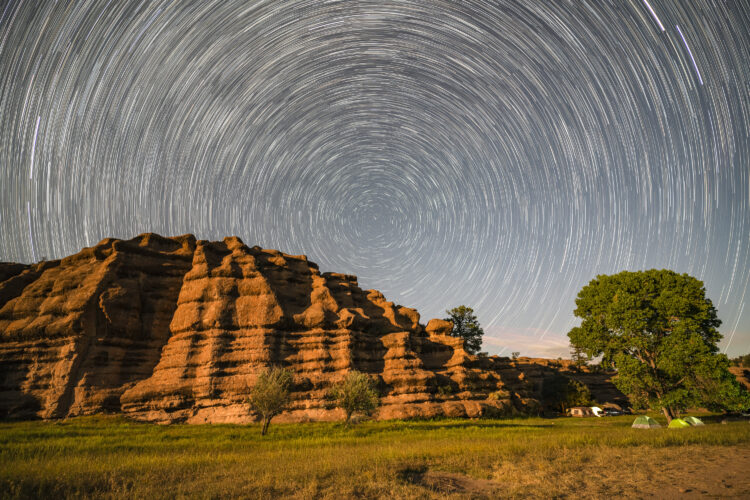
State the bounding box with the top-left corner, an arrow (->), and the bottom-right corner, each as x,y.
1,1 -> 749,357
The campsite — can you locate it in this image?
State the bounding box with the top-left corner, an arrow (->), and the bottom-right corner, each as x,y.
1,413 -> 749,498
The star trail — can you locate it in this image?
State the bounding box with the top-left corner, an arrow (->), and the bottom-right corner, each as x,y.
1,0 -> 749,357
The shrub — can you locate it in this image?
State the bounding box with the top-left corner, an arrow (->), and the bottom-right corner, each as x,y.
542,374 -> 593,412
328,371 -> 379,425
437,385 -> 454,396
247,366 -> 293,436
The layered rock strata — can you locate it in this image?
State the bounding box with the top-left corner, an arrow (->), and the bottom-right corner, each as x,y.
1,234 -> 553,423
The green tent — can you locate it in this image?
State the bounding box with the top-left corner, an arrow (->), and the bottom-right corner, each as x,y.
683,416 -> 705,426
632,416 -> 661,429
668,418 -> 691,428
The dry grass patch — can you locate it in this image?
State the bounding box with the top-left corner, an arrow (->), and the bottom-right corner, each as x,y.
492,443 -> 750,499
1,415 -> 749,499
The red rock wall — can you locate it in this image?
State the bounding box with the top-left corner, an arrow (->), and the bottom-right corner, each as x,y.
1,233 -> 621,423
0,234 -> 195,419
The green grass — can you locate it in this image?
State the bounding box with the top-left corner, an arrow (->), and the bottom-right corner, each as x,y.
1,415 -> 749,499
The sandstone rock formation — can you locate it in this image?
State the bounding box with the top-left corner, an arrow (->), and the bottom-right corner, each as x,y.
0,233 -> 623,423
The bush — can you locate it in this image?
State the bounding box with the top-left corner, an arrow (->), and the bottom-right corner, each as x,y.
566,379 -> 593,408
328,371 -> 380,424
437,385 -> 454,396
542,374 -> 593,412
247,366 -> 293,436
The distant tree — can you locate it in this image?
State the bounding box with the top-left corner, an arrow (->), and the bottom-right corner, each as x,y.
511,351 -> 520,360
570,346 -> 588,369
444,305 -> 484,355
247,366 -> 293,436
568,270 -> 750,422
730,354 -> 750,367
329,371 -> 379,425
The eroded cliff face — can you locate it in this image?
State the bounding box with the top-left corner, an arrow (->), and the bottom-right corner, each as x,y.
0,233 -> 619,423
0,234 -> 195,419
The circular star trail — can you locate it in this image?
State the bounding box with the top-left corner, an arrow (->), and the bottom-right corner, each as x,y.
1,0 -> 749,357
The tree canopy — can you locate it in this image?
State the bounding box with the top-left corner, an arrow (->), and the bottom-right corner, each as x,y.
568,269 -> 749,421
444,305 -> 484,355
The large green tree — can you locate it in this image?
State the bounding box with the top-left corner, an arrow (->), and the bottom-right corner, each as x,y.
568,269 -> 749,422
444,305 -> 484,355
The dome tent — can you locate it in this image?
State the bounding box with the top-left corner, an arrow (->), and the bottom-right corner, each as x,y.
631,416 -> 661,429
683,416 -> 704,426
668,418 -> 692,428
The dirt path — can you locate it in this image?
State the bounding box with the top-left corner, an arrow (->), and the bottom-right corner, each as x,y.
405,444 -> 750,499
633,444 -> 750,499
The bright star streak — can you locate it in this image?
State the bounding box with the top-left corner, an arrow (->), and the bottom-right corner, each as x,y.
1,0 -> 748,357
27,201 -> 35,262
676,24 -> 704,86
642,0 -> 665,32
29,115 -> 40,179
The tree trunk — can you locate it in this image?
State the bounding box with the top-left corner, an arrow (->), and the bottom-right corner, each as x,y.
661,406 -> 673,423
345,411 -> 352,427
261,416 -> 270,436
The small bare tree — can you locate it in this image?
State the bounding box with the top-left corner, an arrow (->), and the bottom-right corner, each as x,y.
329,370 -> 379,425
247,366 -> 293,436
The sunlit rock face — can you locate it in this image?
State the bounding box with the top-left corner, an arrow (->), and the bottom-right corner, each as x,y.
0,233 -> 624,423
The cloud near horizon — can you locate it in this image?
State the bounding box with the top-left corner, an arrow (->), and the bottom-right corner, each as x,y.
482,326 -> 572,359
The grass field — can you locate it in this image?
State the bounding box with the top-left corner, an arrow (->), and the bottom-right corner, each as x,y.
2,414 -> 750,499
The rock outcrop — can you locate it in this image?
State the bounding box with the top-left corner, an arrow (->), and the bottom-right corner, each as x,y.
0,234 -> 195,419
0,233 -> 623,423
